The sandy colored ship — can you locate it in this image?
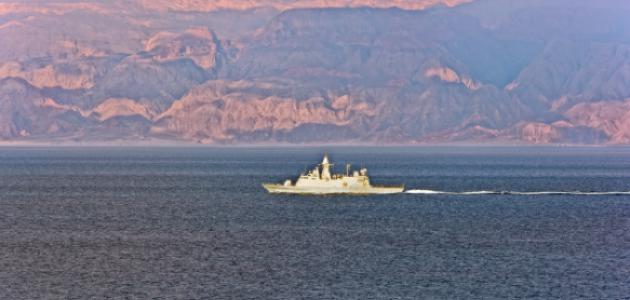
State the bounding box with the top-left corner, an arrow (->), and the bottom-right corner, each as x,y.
263,154 -> 404,195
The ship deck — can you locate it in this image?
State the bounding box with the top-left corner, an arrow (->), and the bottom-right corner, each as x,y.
262,183 -> 404,195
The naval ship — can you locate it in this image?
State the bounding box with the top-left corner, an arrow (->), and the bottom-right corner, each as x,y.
262,154 -> 404,194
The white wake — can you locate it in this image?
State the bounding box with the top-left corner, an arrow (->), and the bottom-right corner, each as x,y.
405,189 -> 630,196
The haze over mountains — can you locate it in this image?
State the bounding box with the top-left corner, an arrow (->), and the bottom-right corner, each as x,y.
1,0 -> 630,144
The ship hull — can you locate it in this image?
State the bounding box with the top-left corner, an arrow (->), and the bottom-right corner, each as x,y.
262,184 -> 404,195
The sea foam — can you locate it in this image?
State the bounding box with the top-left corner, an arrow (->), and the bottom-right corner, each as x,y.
405,190 -> 630,196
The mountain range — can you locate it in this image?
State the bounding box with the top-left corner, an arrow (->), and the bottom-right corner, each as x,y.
1,0 -> 630,144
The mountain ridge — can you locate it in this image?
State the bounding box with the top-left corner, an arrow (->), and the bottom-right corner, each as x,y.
1,1 -> 630,144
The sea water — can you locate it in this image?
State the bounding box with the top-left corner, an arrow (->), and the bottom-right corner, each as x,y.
0,146 -> 629,299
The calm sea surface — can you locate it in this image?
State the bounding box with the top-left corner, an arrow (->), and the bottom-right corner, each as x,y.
1,146 -> 629,299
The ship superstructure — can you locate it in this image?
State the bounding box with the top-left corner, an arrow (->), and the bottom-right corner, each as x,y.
263,154 -> 404,194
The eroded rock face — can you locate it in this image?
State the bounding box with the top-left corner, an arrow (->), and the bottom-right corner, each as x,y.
564,100 -> 630,144
424,67 -> 480,90
145,27 -> 224,70
0,61 -> 97,90
151,80 -> 379,143
519,122 -> 561,144
91,98 -> 155,122
0,78 -> 87,139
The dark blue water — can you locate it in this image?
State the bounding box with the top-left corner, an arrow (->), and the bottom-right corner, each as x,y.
1,146 -> 629,299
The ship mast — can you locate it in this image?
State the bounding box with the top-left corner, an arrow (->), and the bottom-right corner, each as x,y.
321,154 -> 332,180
